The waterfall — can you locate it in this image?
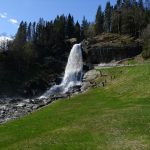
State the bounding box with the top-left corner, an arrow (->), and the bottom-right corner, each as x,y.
39,44 -> 83,99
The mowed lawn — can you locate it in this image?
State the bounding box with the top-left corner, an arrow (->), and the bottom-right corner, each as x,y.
0,64 -> 150,150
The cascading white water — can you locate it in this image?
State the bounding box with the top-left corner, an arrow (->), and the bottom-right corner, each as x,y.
40,44 -> 83,99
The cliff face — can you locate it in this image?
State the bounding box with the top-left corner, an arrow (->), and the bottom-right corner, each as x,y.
82,33 -> 142,65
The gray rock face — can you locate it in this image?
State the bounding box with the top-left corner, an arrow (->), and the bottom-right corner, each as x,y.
81,82 -> 91,91
83,70 -> 100,81
81,69 -> 101,91
82,33 -> 142,64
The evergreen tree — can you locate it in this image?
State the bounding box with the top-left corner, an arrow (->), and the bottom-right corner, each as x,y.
32,22 -> 37,42
27,22 -> 32,41
54,15 -> 66,40
132,0 -> 137,7
95,5 -> 104,35
112,9 -> 122,34
66,14 -> 75,38
117,0 -> 122,8
121,7 -> 135,35
138,0 -> 144,9
74,21 -> 81,41
14,21 -> 27,47
81,16 -> 89,39
123,0 -> 131,7
104,2 -> 113,32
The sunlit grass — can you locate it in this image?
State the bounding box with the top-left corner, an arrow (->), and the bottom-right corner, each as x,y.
0,64 -> 150,150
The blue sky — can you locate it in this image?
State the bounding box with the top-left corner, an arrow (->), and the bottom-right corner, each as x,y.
0,0 -> 116,36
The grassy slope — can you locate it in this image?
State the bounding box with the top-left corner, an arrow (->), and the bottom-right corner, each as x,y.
0,64 -> 150,150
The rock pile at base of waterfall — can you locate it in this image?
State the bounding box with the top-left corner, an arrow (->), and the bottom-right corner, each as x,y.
0,95 -> 69,123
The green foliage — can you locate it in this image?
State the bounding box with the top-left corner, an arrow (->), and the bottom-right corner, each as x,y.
104,2 -> 113,33
94,5 -> 104,35
95,0 -> 150,37
74,21 -> 81,41
0,64 -> 150,149
66,14 -> 75,38
81,16 -> 90,39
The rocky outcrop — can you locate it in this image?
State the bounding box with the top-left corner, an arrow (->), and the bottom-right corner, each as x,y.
0,95 -> 69,123
0,84 -> 83,123
82,33 -> 142,65
81,69 -> 106,91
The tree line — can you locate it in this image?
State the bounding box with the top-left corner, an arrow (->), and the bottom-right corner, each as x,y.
94,0 -> 150,58
95,0 -> 150,37
0,0 -> 150,75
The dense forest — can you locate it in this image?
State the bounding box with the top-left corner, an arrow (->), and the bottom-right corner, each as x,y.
0,0 -> 150,97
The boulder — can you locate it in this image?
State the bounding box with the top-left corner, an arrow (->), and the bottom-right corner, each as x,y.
81,82 -> 91,91
83,70 -> 100,81
17,103 -> 26,107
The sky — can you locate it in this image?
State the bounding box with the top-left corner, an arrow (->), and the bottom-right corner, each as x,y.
0,0 -> 116,36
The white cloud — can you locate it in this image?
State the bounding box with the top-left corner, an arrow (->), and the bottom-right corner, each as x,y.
9,19 -> 18,24
0,12 -> 7,18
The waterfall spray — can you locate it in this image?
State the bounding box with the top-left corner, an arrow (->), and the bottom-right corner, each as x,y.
40,44 -> 83,99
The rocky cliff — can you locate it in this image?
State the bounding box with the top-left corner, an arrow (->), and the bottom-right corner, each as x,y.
82,33 -> 142,65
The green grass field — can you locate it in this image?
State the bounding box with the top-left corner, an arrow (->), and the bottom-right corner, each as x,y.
0,64 -> 150,150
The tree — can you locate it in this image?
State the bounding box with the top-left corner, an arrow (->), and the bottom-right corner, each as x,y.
112,9 -> 122,34
121,7 -> 137,36
14,21 -> 27,47
81,16 -> 89,39
117,0 -> 122,8
74,21 -> 81,41
104,2 -> 113,32
138,0 -> 144,9
132,0 -> 137,7
27,22 -> 32,41
95,5 -> 104,35
54,15 -> 66,42
123,0 -> 131,7
66,14 -> 75,38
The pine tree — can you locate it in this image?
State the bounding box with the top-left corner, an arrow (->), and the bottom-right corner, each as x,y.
27,22 -> 32,41
104,2 -> 113,32
123,0 -> 131,7
66,14 -> 75,38
32,22 -> 37,42
117,0 -> 122,8
132,0 -> 137,7
81,16 -> 89,39
74,21 -> 81,41
112,9 -> 122,34
53,15 -> 66,44
95,5 -> 104,35
138,0 -> 144,9
15,21 -> 27,47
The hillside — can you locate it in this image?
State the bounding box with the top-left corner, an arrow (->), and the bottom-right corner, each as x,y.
82,33 -> 142,64
0,63 -> 150,150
